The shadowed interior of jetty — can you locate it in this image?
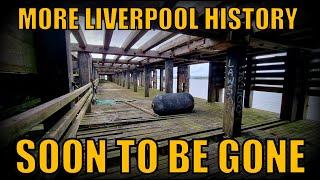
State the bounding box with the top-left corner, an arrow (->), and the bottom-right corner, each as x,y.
0,0 -> 320,178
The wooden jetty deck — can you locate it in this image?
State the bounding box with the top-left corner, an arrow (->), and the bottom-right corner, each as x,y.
76,81 -> 320,179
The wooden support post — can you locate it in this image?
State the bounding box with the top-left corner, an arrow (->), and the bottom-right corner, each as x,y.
122,72 -> 125,87
165,59 -> 174,93
244,56 -> 254,108
149,70 -> 153,88
280,49 -> 308,121
208,62 -> 225,102
133,70 -> 138,92
78,52 -> 91,86
119,73 -> 122,85
139,71 -> 143,87
141,71 -> 145,87
126,71 -> 130,89
92,68 -> 97,80
65,31 -> 74,93
223,46 -> 246,137
177,65 -> 190,93
159,68 -> 164,91
144,65 -> 151,97
78,52 -> 92,112
152,69 -> 157,89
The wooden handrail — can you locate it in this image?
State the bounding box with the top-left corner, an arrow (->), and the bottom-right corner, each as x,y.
0,79 -> 99,148
42,88 -> 92,141
62,93 -> 93,141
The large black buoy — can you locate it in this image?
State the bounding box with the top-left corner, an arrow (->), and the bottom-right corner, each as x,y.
152,93 -> 194,115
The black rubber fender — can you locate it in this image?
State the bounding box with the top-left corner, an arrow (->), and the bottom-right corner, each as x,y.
152,93 -> 194,115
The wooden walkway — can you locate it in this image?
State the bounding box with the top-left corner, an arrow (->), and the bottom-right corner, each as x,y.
75,81 -> 320,179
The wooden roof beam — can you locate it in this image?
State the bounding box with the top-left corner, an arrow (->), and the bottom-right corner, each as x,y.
92,58 -> 139,65
157,35 -> 200,53
102,30 -> 114,64
71,43 -> 173,59
71,27 -> 87,49
95,65 -> 136,69
140,31 -> 178,52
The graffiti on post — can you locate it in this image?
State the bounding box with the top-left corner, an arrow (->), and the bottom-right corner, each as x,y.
225,58 -> 235,105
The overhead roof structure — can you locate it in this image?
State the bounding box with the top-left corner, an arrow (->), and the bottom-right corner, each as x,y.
70,0 -> 319,75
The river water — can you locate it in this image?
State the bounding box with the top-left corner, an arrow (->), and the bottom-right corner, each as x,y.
156,78 -> 319,121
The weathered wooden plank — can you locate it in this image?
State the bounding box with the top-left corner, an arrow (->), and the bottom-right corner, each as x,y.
253,79 -> 284,85
0,82 -> 92,147
42,88 -> 93,141
252,86 -> 283,93
71,44 -> 172,59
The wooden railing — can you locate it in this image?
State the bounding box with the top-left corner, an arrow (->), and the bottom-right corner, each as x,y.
0,79 -> 99,148
250,56 -> 286,93
307,59 -> 320,96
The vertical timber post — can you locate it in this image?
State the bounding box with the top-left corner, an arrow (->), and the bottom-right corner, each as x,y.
122,72 -> 125,87
280,49 -> 308,121
133,70 -> 138,92
126,71 -> 130,89
208,62 -> 225,102
177,65 -> 190,93
165,59 -> 173,93
144,65 -> 151,97
78,52 -> 91,86
140,71 -> 143,87
159,68 -> 164,91
223,46 -> 246,137
152,69 -> 157,89
141,71 -> 145,87
78,52 -> 92,112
